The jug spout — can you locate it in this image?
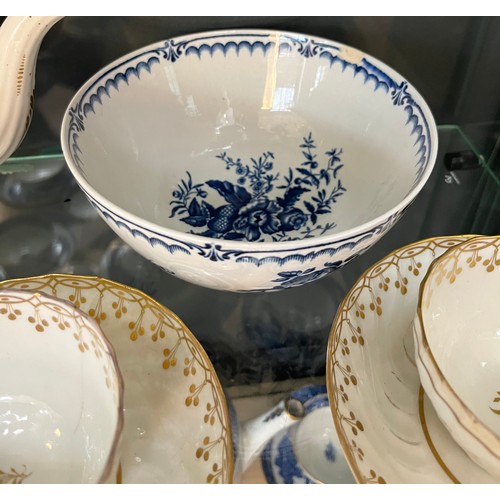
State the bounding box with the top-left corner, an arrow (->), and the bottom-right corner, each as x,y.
0,16 -> 62,165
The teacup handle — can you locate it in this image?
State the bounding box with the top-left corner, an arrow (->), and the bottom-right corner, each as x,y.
0,16 -> 63,166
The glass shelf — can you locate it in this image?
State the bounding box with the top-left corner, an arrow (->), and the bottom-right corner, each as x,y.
1,16 -> 500,484
1,124 -> 498,398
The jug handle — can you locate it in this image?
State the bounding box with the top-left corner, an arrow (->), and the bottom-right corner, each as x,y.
0,16 -> 63,166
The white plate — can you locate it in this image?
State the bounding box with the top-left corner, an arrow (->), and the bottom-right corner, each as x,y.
0,275 -> 233,483
327,236 -> 497,483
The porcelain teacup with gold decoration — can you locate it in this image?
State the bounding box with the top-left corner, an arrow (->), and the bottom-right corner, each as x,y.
413,235 -> 500,478
0,289 -> 123,483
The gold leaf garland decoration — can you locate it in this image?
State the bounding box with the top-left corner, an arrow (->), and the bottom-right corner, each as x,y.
0,292 -> 105,358
327,237 -> 470,483
162,325 -> 229,483
490,392 -> 500,416
0,465 -> 31,484
424,236 -> 500,308
0,290 -> 118,404
364,469 -> 386,484
0,275 -> 232,484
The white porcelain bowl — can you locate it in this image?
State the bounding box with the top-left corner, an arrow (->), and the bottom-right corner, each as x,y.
61,30 -> 438,292
413,235 -> 500,478
0,289 -> 123,483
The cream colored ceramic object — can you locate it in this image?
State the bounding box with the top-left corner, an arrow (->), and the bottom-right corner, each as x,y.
0,16 -> 62,166
414,235 -> 500,478
327,235 -> 499,483
0,288 -> 123,484
0,275 -> 233,483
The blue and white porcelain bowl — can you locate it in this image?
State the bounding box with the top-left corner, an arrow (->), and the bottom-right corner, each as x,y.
61,30 -> 438,292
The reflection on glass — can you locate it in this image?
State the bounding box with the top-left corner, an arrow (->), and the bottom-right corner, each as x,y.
0,214 -> 74,279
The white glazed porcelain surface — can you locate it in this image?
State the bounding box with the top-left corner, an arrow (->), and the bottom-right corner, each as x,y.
0,275 -> 233,484
327,236 -> 498,483
415,235 -> 500,478
0,289 -> 122,484
61,30 -> 438,292
0,16 -> 62,165
251,387 -> 354,484
293,406 -> 355,483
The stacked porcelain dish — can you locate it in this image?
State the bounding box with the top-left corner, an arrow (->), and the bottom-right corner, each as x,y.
0,276 -> 234,484
326,234 -> 500,483
0,288 -> 123,483
5,17 -> 497,484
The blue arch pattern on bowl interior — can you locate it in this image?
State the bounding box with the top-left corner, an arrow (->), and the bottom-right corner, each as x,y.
67,32 -> 432,190
64,32 -> 429,290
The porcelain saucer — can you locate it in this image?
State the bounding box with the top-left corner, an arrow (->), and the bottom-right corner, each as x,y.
327,236 -> 497,483
0,274 -> 233,483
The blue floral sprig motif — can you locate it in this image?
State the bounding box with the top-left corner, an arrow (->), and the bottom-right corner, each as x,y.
169,133 -> 347,242
268,257 -> 356,290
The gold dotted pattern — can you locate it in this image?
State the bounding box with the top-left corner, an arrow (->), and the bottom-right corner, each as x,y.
423,236 -> 500,420
162,326 -> 228,483
327,236 -> 471,484
16,54 -> 26,96
0,275 -> 232,484
364,469 -> 387,484
490,392 -> 500,416
423,236 -> 500,308
0,292 -> 117,396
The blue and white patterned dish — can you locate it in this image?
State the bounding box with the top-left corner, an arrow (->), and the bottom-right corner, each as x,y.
248,385 -> 355,484
260,391 -> 354,484
61,30 -> 438,292
234,385 -> 355,484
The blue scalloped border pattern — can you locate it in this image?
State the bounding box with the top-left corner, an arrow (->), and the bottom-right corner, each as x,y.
83,187 -> 402,268
66,32 -> 433,189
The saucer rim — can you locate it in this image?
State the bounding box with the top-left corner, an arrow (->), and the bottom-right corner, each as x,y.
415,235 -> 500,461
326,234 -> 478,484
0,272 -> 234,484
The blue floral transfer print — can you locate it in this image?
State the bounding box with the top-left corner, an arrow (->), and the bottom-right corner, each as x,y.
170,133 -> 346,242
324,442 -> 336,462
266,256 -> 357,290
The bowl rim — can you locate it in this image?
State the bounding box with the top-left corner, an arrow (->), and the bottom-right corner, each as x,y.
326,234 -> 478,483
61,28 -> 439,253
415,234 -> 500,460
0,273 -> 234,483
0,287 -> 125,484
